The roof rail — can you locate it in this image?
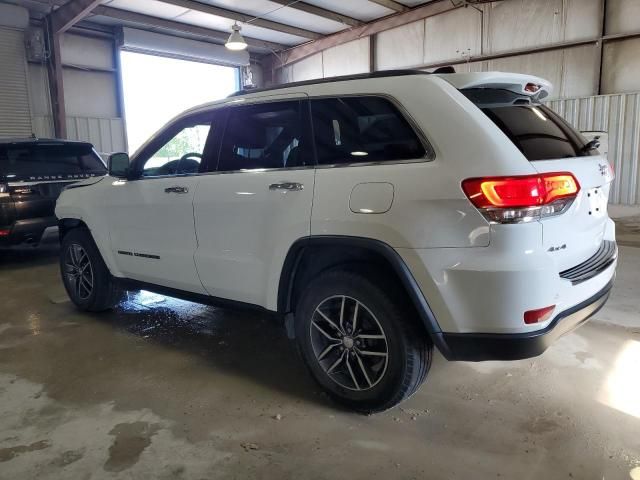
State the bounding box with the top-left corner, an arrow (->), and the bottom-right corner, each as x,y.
229,69 -> 432,97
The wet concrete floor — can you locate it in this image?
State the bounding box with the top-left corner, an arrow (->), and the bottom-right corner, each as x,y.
0,240 -> 639,479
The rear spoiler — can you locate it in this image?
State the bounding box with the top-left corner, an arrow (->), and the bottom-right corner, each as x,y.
435,71 -> 553,100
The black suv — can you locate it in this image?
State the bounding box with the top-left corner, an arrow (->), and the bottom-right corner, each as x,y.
0,138 -> 106,247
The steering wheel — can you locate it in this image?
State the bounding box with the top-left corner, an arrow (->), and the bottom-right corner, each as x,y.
179,152 -> 202,163
177,152 -> 203,174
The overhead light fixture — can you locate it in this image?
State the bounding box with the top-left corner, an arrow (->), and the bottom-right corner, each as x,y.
226,23 -> 248,51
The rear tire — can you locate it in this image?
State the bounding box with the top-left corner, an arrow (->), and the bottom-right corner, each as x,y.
60,228 -> 123,312
295,268 -> 432,413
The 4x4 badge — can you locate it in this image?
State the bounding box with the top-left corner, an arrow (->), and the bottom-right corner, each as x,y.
599,163 -> 608,176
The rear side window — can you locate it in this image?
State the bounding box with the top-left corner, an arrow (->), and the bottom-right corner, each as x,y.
0,143 -> 106,180
310,96 -> 427,165
462,88 -> 593,161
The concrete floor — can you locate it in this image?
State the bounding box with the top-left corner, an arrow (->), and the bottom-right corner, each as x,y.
1,235 -> 639,479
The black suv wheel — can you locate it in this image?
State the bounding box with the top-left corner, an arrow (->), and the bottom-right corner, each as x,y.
295,268 -> 432,413
60,228 -> 123,311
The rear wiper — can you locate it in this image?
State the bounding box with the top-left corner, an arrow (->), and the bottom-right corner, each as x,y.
581,138 -> 600,153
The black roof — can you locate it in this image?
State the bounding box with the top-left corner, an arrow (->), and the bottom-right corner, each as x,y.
0,137 -> 93,147
230,69 -> 432,97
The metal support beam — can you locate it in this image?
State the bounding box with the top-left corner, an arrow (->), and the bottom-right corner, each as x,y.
157,0 -> 324,40
51,0 -> 102,34
367,0 -> 410,13
272,1 -> 455,68
92,6 -> 287,52
596,0 -> 606,95
267,0 -> 363,27
45,17 -> 66,138
369,34 -> 376,72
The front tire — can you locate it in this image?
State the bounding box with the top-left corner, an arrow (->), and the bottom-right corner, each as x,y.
295,268 -> 432,413
60,228 -> 123,312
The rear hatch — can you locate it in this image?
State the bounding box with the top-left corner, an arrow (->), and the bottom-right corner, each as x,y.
460,86 -> 614,272
0,141 -> 106,221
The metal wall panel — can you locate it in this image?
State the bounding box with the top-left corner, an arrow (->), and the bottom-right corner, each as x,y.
27,63 -> 51,117
62,69 -> 118,118
31,115 -> 53,139
605,0 -> 640,35
601,38 -> 640,95
484,0 -> 563,54
66,116 -> 126,156
61,33 -> 114,70
31,115 -> 126,156
549,93 -> 640,205
424,7 -> 481,65
565,0 -> 602,41
376,20 -> 424,70
291,52 -> 323,81
322,38 -> 369,77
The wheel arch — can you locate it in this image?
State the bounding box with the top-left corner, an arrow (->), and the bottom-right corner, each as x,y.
58,217 -> 89,242
58,217 -> 122,279
278,236 -> 446,349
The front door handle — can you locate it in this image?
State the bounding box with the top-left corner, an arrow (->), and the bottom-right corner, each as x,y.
269,182 -> 304,192
164,186 -> 189,194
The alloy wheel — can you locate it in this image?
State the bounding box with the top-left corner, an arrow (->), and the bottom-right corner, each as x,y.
64,243 -> 94,301
309,295 -> 389,391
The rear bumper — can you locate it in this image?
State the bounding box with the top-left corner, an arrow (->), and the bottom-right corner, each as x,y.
435,278 -> 614,361
0,216 -> 58,246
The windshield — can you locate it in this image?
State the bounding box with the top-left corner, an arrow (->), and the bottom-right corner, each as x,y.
0,143 -> 106,181
462,88 -> 596,161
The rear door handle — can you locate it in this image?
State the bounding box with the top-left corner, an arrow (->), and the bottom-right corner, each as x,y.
164,186 -> 189,194
269,182 -> 304,192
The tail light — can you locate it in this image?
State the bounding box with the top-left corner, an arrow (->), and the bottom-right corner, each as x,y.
462,172 -> 580,224
524,83 -> 541,93
0,229 -> 10,237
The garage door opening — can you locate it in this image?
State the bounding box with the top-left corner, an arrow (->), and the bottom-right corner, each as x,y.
120,51 -> 238,153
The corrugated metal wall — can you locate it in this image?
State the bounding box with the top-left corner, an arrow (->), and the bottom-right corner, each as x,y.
0,27 -> 33,137
31,114 -> 126,158
549,93 -> 640,206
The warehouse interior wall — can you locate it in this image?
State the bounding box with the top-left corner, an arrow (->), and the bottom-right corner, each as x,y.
271,0 -> 640,98
25,27 -> 127,157
272,0 -> 640,99
0,3 -> 244,158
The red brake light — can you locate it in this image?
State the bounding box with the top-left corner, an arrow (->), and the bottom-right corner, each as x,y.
462,173 -> 580,209
524,83 -> 541,93
524,305 -> 555,325
0,229 -> 10,237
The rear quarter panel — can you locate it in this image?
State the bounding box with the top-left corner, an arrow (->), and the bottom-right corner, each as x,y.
310,76 -> 539,249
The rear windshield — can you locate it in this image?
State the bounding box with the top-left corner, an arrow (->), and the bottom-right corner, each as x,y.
462,88 -> 595,161
0,143 -> 106,181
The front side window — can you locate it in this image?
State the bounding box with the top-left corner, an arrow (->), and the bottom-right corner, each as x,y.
141,119 -> 212,177
310,96 -> 427,165
217,101 -> 309,172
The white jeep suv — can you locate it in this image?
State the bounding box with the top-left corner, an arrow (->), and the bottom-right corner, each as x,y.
56,70 -> 617,412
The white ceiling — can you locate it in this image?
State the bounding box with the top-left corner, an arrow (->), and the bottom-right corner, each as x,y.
10,0 -> 438,52
92,0 -> 437,47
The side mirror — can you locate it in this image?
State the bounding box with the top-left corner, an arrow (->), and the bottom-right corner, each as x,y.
108,152 -> 130,178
